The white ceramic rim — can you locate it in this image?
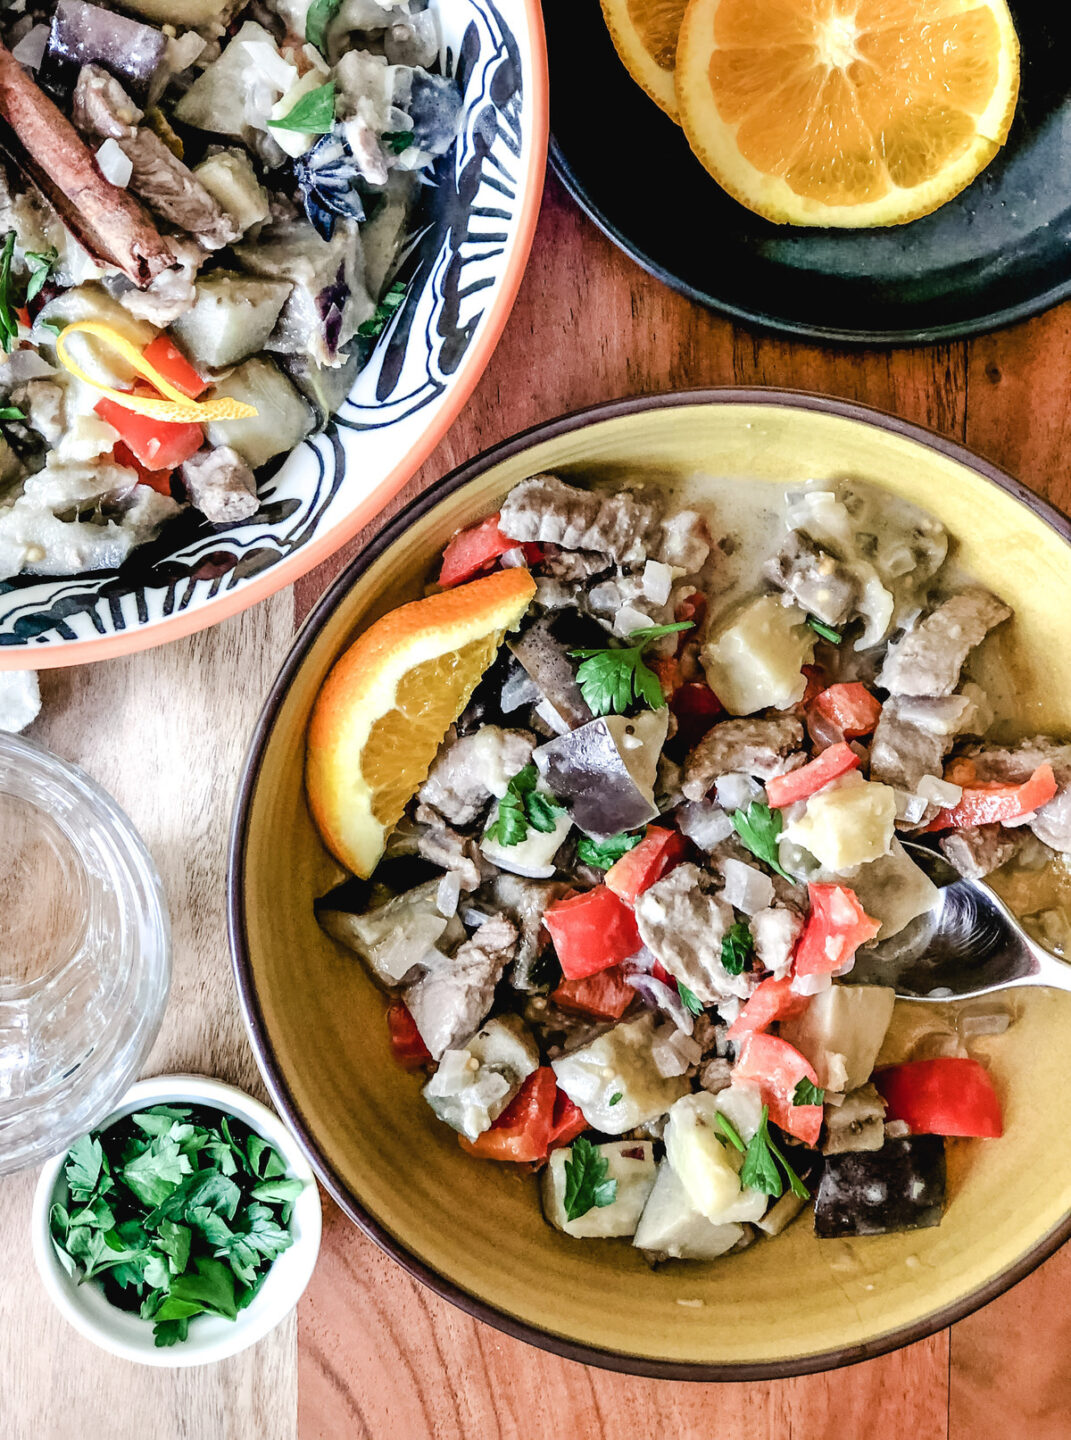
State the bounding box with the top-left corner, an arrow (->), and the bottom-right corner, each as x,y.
31,1073 -> 322,1368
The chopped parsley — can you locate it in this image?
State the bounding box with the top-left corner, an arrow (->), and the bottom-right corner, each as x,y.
357,280 -> 407,338
576,831 -> 643,870
677,981 -> 703,1017
731,801 -> 793,882
48,1105 -> 303,1348
305,0 -> 343,51
268,81 -> 336,135
721,920 -> 754,976
24,244 -> 58,303
608,1092 -> 623,1107
740,1105 -> 810,1201
807,615 -> 842,644
382,130 -> 415,154
792,1077 -> 825,1107
0,406 -> 25,422
0,232 -> 19,353
713,1112 -> 746,1152
484,763 -> 566,848
563,1135 -> 617,1221
570,622 -> 692,716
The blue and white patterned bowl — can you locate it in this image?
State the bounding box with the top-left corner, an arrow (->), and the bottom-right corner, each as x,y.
0,0 -> 547,666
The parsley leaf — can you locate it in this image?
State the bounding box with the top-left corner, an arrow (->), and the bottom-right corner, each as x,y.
305,0 -> 342,51
65,1133 -> 106,1200
731,801 -> 794,882
713,1112 -> 746,1152
608,1092 -> 623,1106
357,280 -> 407,338
0,232 -> 19,353
792,1077 -> 825,1107
563,1135 -> 618,1221
721,920 -> 754,976
268,81 -> 336,135
485,763 -> 566,848
382,129 -> 415,153
570,622 -> 693,716
807,615 -> 842,644
740,1106 -> 811,1202
121,1137 -> 193,1208
677,981 -> 703,1016
24,245 -> 58,303
576,831 -> 643,869
0,405 -> 25,422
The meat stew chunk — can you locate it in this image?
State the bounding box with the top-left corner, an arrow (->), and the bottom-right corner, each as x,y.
878,588 -> 1011,697
682,716 -> 806,801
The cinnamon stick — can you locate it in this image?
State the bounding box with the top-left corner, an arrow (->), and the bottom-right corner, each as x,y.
0,40 -> 173,287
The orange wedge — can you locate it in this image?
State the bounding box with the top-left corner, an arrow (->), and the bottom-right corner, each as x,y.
602,0 -> 690,120
676,0 -> 1020,227
306,568 -> 536,877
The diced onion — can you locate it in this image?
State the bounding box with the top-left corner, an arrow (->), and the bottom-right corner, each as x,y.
243,40 -> 297,92
885,1120 -> 911,1139
893,789 -> 930,824
652,1023 -> 702,1077
642,559 -> 673,606
534,698 -> 569,736
12,23 -> 48,67
721,858 -> 774,916
676,800 -> 734,851
436,872 -> 460,918
96,139 -> 132,188
460,908 -> 490,928
791,971 -> 833,997
626,972 -> 694,1035
615,605 -> 654,637
499,546 -> 528,568
500,668 -> 539,713
917,774 -> 963,807
426,1049 -> 472,1096
715,772 -> 762,813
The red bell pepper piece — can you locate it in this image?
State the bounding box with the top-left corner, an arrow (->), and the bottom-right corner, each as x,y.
674,589 -> 706,648
669,681 -> 723,750
552,965 -> 635,1020
96,395 -> 202,471
604,825 -> 688,904
649,655 -> 683,701
439,514 -> 517,587
734,1032 -> 823,1145
794,883 -> 880,977
765,741 -> 861,809
650,959 -> 673,987
810,683 -> 883,740
546,1087 -> 588,1152
112,441 -> 173,496
141,335 -> 207,398
927,763 -> 1057,831
386,1000 -> 431,1070
874,1057 -> 1003,1138
459,1068 -> 557,1162
544,885 -> 642,978
726,974 -> 810,1041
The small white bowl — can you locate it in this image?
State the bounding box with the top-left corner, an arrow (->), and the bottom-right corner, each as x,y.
32,1074 -> 322,1367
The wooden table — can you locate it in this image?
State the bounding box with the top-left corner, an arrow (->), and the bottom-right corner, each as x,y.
4,175 -> 1071,1440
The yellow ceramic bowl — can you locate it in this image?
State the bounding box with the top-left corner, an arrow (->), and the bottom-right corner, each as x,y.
230,391 -> 1071,1379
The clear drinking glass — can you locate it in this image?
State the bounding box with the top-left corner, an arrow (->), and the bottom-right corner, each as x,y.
0,730 -> 171,1176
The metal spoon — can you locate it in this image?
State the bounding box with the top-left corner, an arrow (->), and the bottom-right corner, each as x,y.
843,841 -> 1071,1001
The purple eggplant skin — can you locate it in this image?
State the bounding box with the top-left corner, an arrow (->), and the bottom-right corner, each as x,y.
533,714 -> 664,839
814,1135 -> 946,1239
40,0 -> 167,105
508,612 -> 603,731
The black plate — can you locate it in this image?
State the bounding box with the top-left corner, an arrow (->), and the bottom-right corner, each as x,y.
547,2 -> 1071,344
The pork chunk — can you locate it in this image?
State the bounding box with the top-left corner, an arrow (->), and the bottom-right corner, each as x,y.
412,804 -> 485,890
870,694 -> 977,793
878,587 -> 1012,697
499,474 -> 662,568
635,864 -> 750,1004
963,738 -> 1071,852
419,726 -> 536,827
404,914 -> 517,1060
764,530 -> 859,628
682,716 -> 806,801
940,825 -> 1023,880
488,872 -> 567,990
181,446 -> 259,523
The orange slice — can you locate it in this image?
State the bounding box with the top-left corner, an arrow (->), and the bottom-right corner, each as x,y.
676,0 -> 1020,227
601,0 -> 690,120
306,568 -> 536,877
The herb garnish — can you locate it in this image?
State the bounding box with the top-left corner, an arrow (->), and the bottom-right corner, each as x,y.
485,763 -> 566,848
24,244 -> 58,303
731,801 -> 793,881
0,406 -> 26,422
609,1092 -> 623,1107
357,280 -> 407,338
570,622 -> 692,716
739,1105 -> 810,1201
563,1135 -> 618,1221
48,1105 -> 303,1347
576,831 -> 643,870
721,920 -> 754,976
0,232 -> 19,353
305,0 -> 343,51
807,616 -> 842,644
382,129 -> 415,153
677,980 -> 703,1017
268,81 -> 336,135
793,1078 -> 825,1107
713,1112 -> 746,1152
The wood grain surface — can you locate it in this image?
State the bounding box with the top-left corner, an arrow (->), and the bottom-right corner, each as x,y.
4,172 -> 1071,1440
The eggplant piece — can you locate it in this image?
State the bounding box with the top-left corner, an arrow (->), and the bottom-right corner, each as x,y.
41,0 -> 167,104
314,855 -> 444,918
508,611 -> 605,731
814,1136 -> 946,1239
534,709 -> 669,839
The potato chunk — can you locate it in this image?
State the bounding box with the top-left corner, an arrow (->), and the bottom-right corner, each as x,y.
702,595 -> 816,715
171,274 -> 291,370
551,1014 -> 690,1134
789,775 -> 897,872
204,359 -> 312,469
780,984 -> 895,1092
543,1141 -> 657,1238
